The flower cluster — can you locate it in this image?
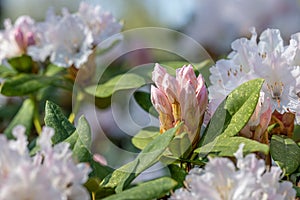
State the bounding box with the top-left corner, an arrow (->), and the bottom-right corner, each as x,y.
0,125 -> 91,200
208,28 -> 300,140
170,144 -> 296,200
151,64 -> 208,147
0,2 -> 122,68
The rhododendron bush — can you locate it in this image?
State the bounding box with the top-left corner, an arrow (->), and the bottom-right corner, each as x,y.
0,1 -> 300,200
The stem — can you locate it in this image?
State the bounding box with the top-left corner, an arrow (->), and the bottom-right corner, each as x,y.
31,95 -> 42,134
68,90 -> 84,123
92,192 -> 96,200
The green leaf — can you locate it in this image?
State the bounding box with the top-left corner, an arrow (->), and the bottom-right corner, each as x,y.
168,164 -> 187,189
195,136 -> 269,156
4,98 -> 34,138
102,177 -> 177,200
63,116 -> 113,179
294,186 -> 300,197
169,132 -> 192,158
84,178 -> 102,193
0,65 -> 17,78
293,124 -> 300,142
131,126 -> 159,150
85,73 -> 146,98
224,79 -> 264,137
44,64 -> 65,76
8,55 -> 33,73
85,178 -> 115,199
134,91 -> 158,117
44,101 -> 76,144
101,125 -> 180,192
1,74 -> 54,96
198,79 -> 264,156
64,116 -> 91,161
270,135 -> 300,175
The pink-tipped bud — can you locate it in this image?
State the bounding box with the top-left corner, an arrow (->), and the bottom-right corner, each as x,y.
151,63 -> 208,146
176,65 -> 198,90
14,27 -> 25,51
26,32 -> 35,46
151,85 -> 174,132
151,86 -> 172,114
152,63 -> 167,90
162,73 -> 178,103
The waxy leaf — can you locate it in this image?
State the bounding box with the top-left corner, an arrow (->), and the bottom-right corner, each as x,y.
44,101 -> 112,179
64,116 -> 113,179
169,132 -> 192,158
270,135 -> 300,175
85,73 -> 145,98
197,79 -> 265,156
195,136 -> 269,156
131,126 -> 159,150
102,177 -> 177,200
101,125 -> 179,192
44,101 -> 76,144
168,164 -> 187,189
64,116 -> 91,161
134,91 -> 158,117
1,74 -> 54,96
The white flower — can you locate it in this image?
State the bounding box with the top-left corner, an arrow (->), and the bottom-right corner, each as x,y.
0,16 -> 37,61
170,144 -> 296,200
0,164 -> 61,200
252,29 -> 298,113
27,2 -> 122,68
0,125 -> 91,200
28,9 -> 93,68
77,2 -> 122,47
208,28 -> 300,124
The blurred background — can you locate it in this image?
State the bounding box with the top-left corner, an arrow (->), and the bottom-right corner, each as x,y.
2,0 -> 300,57
1,0 -> 300,181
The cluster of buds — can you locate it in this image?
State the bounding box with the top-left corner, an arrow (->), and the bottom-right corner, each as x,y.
151,64 -> 208,147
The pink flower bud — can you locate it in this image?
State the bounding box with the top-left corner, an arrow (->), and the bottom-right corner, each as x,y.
162,73 -> 178,103
176,65 -> 198,90
14,27 -> 25,51
152,63 -> 167,90
26,32 -> 35,46
151,63 -> 208,146
151,85 -> 174,132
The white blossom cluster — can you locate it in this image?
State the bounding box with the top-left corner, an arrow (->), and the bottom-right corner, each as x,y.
170,144 -> 296,200
0,2 -> 122,68
0,125 -> 91,200
208,28 -> 300,124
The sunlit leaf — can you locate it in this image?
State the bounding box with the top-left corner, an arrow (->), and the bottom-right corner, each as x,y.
85,73 -> 146,98
101,125 -> 179,192
131,126 -> 159,150
198,79 -> 265,156
102,177 -> 177,200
